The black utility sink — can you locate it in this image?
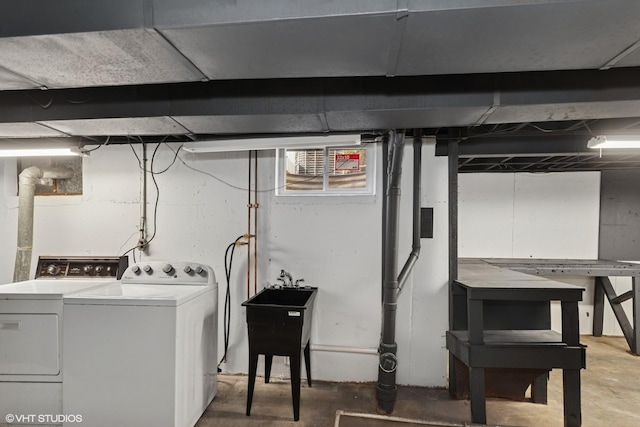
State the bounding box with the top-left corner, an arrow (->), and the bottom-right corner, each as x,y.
242,286 -> 318,422
244,287 -> 316,307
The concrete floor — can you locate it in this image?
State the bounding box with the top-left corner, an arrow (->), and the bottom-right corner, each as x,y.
196,336 -> 640,427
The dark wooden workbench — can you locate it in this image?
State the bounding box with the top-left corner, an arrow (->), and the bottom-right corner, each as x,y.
479,258 -> 640,354
447,259 -> 586,426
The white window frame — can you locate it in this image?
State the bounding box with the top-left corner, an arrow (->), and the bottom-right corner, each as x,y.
275,145 -> 376,196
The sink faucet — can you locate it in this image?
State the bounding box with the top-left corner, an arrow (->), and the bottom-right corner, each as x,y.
278,269 -> 293,287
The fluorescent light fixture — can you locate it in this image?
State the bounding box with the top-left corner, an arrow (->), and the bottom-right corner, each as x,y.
587,135 -> 640,149
0,147 -> 86,157
182,134 -> 361,153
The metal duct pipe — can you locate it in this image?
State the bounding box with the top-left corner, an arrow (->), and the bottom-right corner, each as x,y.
376,130 -> 405,414
13,166 -> 74,282
397,131 -> 423,294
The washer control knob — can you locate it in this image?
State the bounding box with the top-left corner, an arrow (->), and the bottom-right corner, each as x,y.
143,265 -> 153,274
162,264 -> 174,274
195,266 -> 204,275
95,265 -> 104,273
131,265 -> 141,274
47,264 -> 60,276
83,265 -> 92,273
183,266 -> 193,274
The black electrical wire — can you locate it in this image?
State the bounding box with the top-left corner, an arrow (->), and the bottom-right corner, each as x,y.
219,242 -> 234,367
121,142 -> 168,258
83,136 -> 110,153
152,143 -> 183,174
145,143 -> 163,246
218,234 -> 245,369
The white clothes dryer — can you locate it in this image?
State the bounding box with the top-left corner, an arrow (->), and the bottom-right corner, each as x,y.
62,261 -> 218,427
0,257 -> 125,421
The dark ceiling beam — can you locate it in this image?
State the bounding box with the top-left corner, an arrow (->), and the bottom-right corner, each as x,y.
435,135 -> 591,157
2,68 -> 640,134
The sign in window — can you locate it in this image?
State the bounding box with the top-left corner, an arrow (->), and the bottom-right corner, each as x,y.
335,153 -> 360,171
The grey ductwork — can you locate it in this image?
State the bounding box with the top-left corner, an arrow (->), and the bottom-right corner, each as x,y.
13,166 -> 74,282
376,130 -> 423,414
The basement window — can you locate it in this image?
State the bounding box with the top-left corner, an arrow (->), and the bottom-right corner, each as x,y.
17,157 -> 83,196
276,145 -> 375,195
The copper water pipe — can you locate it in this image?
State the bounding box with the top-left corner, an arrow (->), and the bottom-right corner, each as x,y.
253,150 -> 258,295
245,151 -> 259,297
247,151 -> 252,299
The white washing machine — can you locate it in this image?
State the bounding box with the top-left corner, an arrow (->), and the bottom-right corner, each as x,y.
0,256 -> 124,421
62,261 -> 218,427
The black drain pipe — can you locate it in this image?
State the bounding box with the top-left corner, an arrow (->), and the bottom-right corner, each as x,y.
377,130 -> 423,414
376,130 -> 405,414
398,131 -> 423,295
381,135 -> 390,302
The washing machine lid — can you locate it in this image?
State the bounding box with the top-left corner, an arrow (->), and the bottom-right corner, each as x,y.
63,283 -> 214,306
0,279 -> 114,300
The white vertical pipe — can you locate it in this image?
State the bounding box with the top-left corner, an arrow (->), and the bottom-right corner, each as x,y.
13,166 -> 73,282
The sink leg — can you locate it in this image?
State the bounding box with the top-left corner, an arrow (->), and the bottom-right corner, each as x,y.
265,354 -> 273,383
246,350 -> 259,416
290,352 -> 301,421
304,342 -> 312,387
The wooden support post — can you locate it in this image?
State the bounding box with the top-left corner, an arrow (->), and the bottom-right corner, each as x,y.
469,368 -> 487,425
563,369 -> 582,427
593,277 -> 605,337
561,301 -> 581,427
447,138 -> 459,397
467,299 -> 484,345
561,301 -> 580,345
448,139 -> 459,322
599,277 -> 635,351
467,298 -> 486,424
633,277 -> 639,355
532,372 -> 549,404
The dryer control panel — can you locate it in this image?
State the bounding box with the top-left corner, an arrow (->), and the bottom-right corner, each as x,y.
36,256 -> 128,279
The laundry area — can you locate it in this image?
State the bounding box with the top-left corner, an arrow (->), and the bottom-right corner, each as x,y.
1,2 -> 640,427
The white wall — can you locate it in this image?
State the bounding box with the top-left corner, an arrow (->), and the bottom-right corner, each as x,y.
459,172 -> 600,259
0,145 -> 257,280
0,140 -> 450,387
260,139 -> 449,386
458,172 -> 606,335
